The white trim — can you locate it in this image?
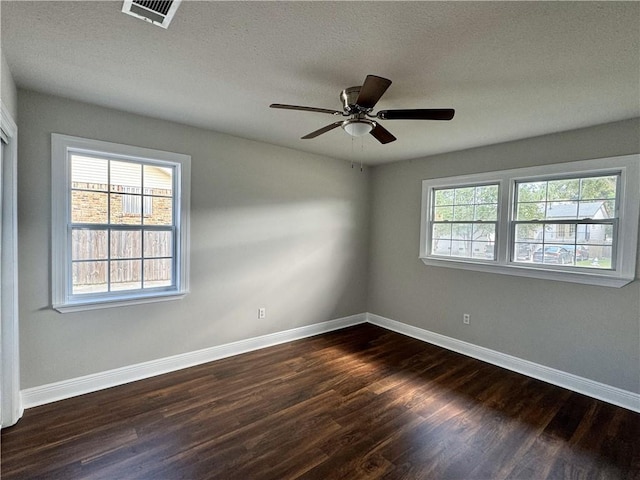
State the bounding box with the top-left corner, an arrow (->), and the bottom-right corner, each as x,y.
367,313 -> 640,413
19,311 -> 639,414
0,101 -> 21,427
21,313 -> 366,409
419,155 -> 640,288
54,292 -> 187,313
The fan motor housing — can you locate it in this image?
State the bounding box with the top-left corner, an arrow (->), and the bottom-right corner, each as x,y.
340,87 -> 362,113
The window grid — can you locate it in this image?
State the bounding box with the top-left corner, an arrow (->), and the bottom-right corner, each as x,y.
512,173 -> 619,270
69,155 -> 177,297
430,183 -> 499,261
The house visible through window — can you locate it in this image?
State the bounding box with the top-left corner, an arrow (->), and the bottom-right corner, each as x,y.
52,134 -> 191,312
513,174 -> 617,269
122,186 -> 154,215
420,155 -> 639,287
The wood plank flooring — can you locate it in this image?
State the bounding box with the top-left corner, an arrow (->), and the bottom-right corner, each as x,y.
2,324 -> 639,479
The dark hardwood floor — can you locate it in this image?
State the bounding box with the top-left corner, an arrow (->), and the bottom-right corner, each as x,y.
2,323 -> 639,479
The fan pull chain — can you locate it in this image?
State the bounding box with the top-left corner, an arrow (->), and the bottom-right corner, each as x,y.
351,135 -> 354,168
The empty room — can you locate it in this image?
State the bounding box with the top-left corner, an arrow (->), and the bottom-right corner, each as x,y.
1,1 -> 639,479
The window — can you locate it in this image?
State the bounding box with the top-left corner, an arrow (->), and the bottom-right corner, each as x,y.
420,155 -> 639,287
513,174 -> 618,269
52,134 -> 191,312
431,184 -> 499,260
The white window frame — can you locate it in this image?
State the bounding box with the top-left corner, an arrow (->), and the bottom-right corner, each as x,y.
52,134 -> 191,312
420,155 -> 639,288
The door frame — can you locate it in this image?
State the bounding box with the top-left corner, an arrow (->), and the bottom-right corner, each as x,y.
1,101 -> 20,427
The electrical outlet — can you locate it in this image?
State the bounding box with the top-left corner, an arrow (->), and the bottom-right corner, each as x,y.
258,307 -> 266,319
463,313 -> 470,325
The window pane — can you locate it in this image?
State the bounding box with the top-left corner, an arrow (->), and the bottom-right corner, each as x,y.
475,185 -> 498,204
434,206 -> 453,221
472,241 -> 493,259
453,205 -> 473,221
121,190 -> 143,215
110,260 -> 142,291
144,196 -> 173,225
72,261 -> 108,294
517,181 -> 547,202
72,229 -> 108,260
516,202 -> 546,221
144,230 -> 173,258
547,201 -> 578,220
110,193 -> 141,225
434,188 -> 454,206
548,179 -> 580,201
515,223 -> 542,243
603,224 -> 614,243
144,165 -> 173,197
576,232 -> 612,269
432,238 -> 452,256
543,224 -> 575,244
110,161 -> 141,192
532,245 -> 573,265
71,155 -> 108,191
570,245 -> 591,265
110,230 -> 142,259
454,187 -> 474,204
577,200 -> 615,219
472,223 -> 495,241
475,204 -> 497,221
513,243 -> 533,261
143,259 -> 173,288
451,223 -> 472,240
579,223 -> 615,246
580,176 -> 617,200
450,240 -> 471,257
72,191 -> 108,224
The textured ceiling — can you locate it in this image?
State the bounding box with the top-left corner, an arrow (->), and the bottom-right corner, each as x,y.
2,1 -> 639,165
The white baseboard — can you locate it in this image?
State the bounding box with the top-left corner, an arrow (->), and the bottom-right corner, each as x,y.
367,313 -> 640,413
21,313 -> 366,409
21,311 -> 639,414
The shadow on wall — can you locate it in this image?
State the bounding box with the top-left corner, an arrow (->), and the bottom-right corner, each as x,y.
189,199 -> 363,340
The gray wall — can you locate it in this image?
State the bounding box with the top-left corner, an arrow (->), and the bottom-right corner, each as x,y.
368,118 -> 640,393
1,49 -> 17,119
18,89 -> 370,388
15,87 -> 640,396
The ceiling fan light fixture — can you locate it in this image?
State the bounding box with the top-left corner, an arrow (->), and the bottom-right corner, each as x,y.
272,74 -> 452,145
342,119 -> 374,137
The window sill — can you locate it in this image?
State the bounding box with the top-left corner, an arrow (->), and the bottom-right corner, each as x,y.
53,291 -> 188,313
419,256 -> 634,288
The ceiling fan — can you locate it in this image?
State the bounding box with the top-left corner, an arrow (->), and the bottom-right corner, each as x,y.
270,74 -> 454,144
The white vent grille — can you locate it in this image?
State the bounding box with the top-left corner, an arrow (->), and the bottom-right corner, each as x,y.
122,0 -> 181,29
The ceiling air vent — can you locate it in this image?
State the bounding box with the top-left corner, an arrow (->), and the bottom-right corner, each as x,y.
122,0 -> 182,29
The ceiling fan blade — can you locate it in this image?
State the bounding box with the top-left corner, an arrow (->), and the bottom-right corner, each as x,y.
376,109 -> 455,121
270,104 -> 342,115
301,121 -> 344,139
370,123 -> 397,144
356,75 -> 392,109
